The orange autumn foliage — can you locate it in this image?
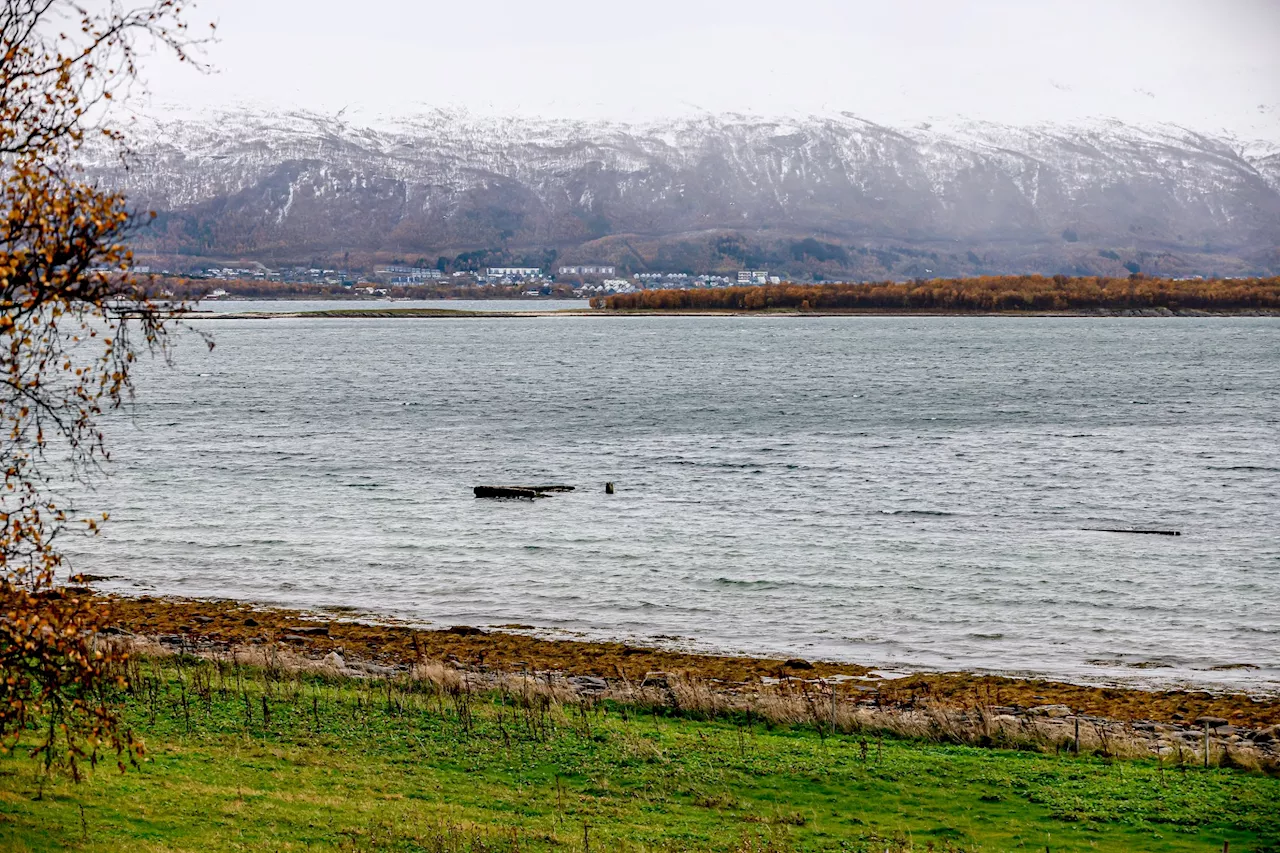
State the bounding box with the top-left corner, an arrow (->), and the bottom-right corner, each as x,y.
594,275 -> 1280,313
0,0 -> 207,779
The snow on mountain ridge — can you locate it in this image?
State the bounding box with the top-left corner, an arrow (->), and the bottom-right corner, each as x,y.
85,107 -> 1280,272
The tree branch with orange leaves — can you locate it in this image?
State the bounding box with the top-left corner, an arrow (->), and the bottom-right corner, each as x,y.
0,0 -> 211,780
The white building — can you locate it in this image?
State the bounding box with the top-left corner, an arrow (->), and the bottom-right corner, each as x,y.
738,270 -> 770,285
375,266 -> 443,284
558,265 -> 616,276
485,267 -> 543,279
574,279 -> 636,295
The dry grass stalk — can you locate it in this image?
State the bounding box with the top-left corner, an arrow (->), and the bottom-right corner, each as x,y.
114,637 -> 1278,771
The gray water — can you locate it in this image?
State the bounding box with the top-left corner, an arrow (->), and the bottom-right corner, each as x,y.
68,316 -> 1280,693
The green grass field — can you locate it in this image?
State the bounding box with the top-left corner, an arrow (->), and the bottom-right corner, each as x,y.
1,659 -> 1276,852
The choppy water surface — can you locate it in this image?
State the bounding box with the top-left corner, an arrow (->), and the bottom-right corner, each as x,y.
70,317 -> 1280,692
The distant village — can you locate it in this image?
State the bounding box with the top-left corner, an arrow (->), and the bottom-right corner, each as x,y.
173,262 -> 786,298
127,259 -> 1226,304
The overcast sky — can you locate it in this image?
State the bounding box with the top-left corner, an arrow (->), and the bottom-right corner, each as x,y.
142,0 -> 1280,138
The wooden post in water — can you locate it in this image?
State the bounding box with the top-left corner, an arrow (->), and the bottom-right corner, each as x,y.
605,482 -> 615,494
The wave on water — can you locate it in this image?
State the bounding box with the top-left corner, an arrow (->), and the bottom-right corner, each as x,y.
713,577 -> 782,589
880,510 -> 959,517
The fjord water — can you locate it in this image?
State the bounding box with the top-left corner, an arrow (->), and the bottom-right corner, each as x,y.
72,314 -> 1279,692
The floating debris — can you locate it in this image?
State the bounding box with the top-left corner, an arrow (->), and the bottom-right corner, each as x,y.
474,485 -> 575,500
1084,527 -> 1181,536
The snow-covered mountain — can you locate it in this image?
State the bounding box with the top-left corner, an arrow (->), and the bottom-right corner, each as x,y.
91,108 -> 1280,276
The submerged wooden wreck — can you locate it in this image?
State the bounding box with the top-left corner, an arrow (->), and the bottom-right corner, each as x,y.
474,485 -> 576,500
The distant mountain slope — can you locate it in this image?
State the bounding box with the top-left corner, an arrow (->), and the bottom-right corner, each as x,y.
89,109 -> 1280,277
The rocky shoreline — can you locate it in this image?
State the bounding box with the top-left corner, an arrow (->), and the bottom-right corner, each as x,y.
97,594 -> 1280,768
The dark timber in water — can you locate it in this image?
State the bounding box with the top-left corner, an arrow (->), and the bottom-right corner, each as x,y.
474,485 -> 576,500
1084,528 -> 1182,536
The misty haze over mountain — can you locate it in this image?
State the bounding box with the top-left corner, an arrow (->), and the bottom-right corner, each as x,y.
97,108 -> 1280,279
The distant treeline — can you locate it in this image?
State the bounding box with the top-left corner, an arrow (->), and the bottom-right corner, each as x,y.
592,276 -> 1280,313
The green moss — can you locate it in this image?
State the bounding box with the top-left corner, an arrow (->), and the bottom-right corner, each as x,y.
0,663 -> 1276,852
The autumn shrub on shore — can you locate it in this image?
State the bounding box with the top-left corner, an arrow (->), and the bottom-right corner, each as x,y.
593,275 -> 1280,312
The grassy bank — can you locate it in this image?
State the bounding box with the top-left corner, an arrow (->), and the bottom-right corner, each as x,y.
99,595 -> 1280,730
1,658 -> 1277,852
